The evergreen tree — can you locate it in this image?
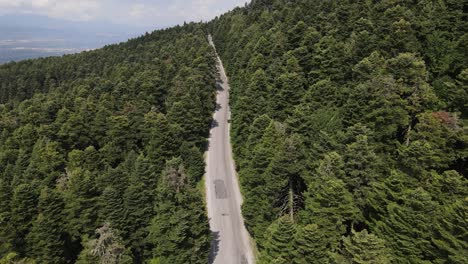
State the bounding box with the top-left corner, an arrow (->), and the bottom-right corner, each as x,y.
343,135 -> 381,208
148,158 -> 210,264
271,55 -> 306,120
259,216 -> 296,264
64,169 -> 99,240
293,224 -> 330,264
26,188 -> 66,263
123,158 -> 155,260
10,183 -> 38,254
374,188 -> 439,263
23,138 -> 64,186
432,197 -> 468,264
303,174 -> 360,249
99,187 -> 126,233
332,229 -> 391,264
0,179 -> 13,255
264,134 -> 306,221
179,143 -> 205,183
242,114 -> 272,163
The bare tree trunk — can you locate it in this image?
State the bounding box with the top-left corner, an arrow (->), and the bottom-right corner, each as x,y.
289,179 -> 294,222
406,123 -> 412,146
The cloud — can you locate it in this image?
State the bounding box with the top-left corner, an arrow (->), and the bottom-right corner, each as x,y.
31,0 -> 49,8
130,4 -> 146,18
0,0 -> 101,20
0,0 -> 24,8
0,0 -> 248,26
44,0 -> 101,21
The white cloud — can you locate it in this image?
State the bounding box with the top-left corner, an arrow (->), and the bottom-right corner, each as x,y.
0,0 -> 101,21
0,0 -> 248,26
0,0 -> 24,8
129,4 -> 146,18
44,0 -> 101,21
31,0 -> 49,8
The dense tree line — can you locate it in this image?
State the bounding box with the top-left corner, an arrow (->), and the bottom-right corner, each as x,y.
209,0 -> 467,263
0,23 -> 216,263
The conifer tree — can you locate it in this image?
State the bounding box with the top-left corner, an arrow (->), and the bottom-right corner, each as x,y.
123,158 -> 154,260
271,55 -> 305,120
293,224 -> 330,264
264,134 -> 306,221
432,197 -> 468,264
26,188 -> 66,263
23,138 -> 64,186
179,143 -> 205,183
303,173 -> 360,249
332,229 -> 391,264
148,158 -> 210,264
65,169 -> 99,240
242,114 -> 272,163
0,179 -> 13,255
145,113 -> 178,168
259,216 -> 296,264
374,188 -> 438,262
10,183 -> 38,254
241,121 -> 286,238
343,135 -> 381,208
99,187 -> 126,233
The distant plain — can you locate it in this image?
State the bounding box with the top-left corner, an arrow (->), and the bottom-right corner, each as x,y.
0,14 -> 148,63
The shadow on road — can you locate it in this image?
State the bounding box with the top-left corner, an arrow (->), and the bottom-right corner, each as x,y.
209,231 -> 221,264
216,82 -> 224,91
211,119 -> 219,128
215,103 -> 222,111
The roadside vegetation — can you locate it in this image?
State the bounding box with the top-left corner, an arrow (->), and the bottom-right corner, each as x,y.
0,24 -> 215,263
209,0 -> 467,263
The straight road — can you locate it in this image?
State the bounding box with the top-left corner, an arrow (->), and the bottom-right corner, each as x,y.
205,35 -> 254,264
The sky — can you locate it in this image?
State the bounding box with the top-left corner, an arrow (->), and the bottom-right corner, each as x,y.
0,0 -> 248,27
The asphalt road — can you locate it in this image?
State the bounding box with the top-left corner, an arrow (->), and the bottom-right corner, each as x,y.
205,35 -> 255,264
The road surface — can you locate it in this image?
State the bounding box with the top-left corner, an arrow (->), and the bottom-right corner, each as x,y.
205,35 -> 255,264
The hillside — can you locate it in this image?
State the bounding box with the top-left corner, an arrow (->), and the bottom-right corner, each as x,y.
0,24 -> 215,263
0,0 -> 467,263
210,0 -> 467,263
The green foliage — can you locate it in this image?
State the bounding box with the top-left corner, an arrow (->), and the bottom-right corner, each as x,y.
0,23 -> 215,262
210,0 -> 467,262
10,183 -> 38,254
432,197 -> 468,264
1,0 -> 467,262
303,176 -> 360,248
293,224 -> 330,264
0,252 -> 35,264
259,216 -> 296,264
374,188 -> 439,262
26,188 -> 66,263
147,159 -> 210,264
332,229 -> 391,264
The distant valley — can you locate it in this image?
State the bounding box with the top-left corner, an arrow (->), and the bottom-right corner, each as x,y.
0,14 -> 150,63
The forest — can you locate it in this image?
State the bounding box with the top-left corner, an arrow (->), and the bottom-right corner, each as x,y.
0,24 -> 216,263
0,0 -> 467,263
209,0 -> 467,263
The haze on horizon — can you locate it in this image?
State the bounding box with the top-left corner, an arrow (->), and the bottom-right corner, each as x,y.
0,0 -> 248,63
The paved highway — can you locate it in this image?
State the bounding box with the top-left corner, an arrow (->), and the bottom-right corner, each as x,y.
205,35 -> 255,264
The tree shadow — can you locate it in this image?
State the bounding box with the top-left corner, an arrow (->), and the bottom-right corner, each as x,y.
215,103 -> 222,111
211,119 -> 219,128
216,82 -> 224,91
209,231 -> 221,264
